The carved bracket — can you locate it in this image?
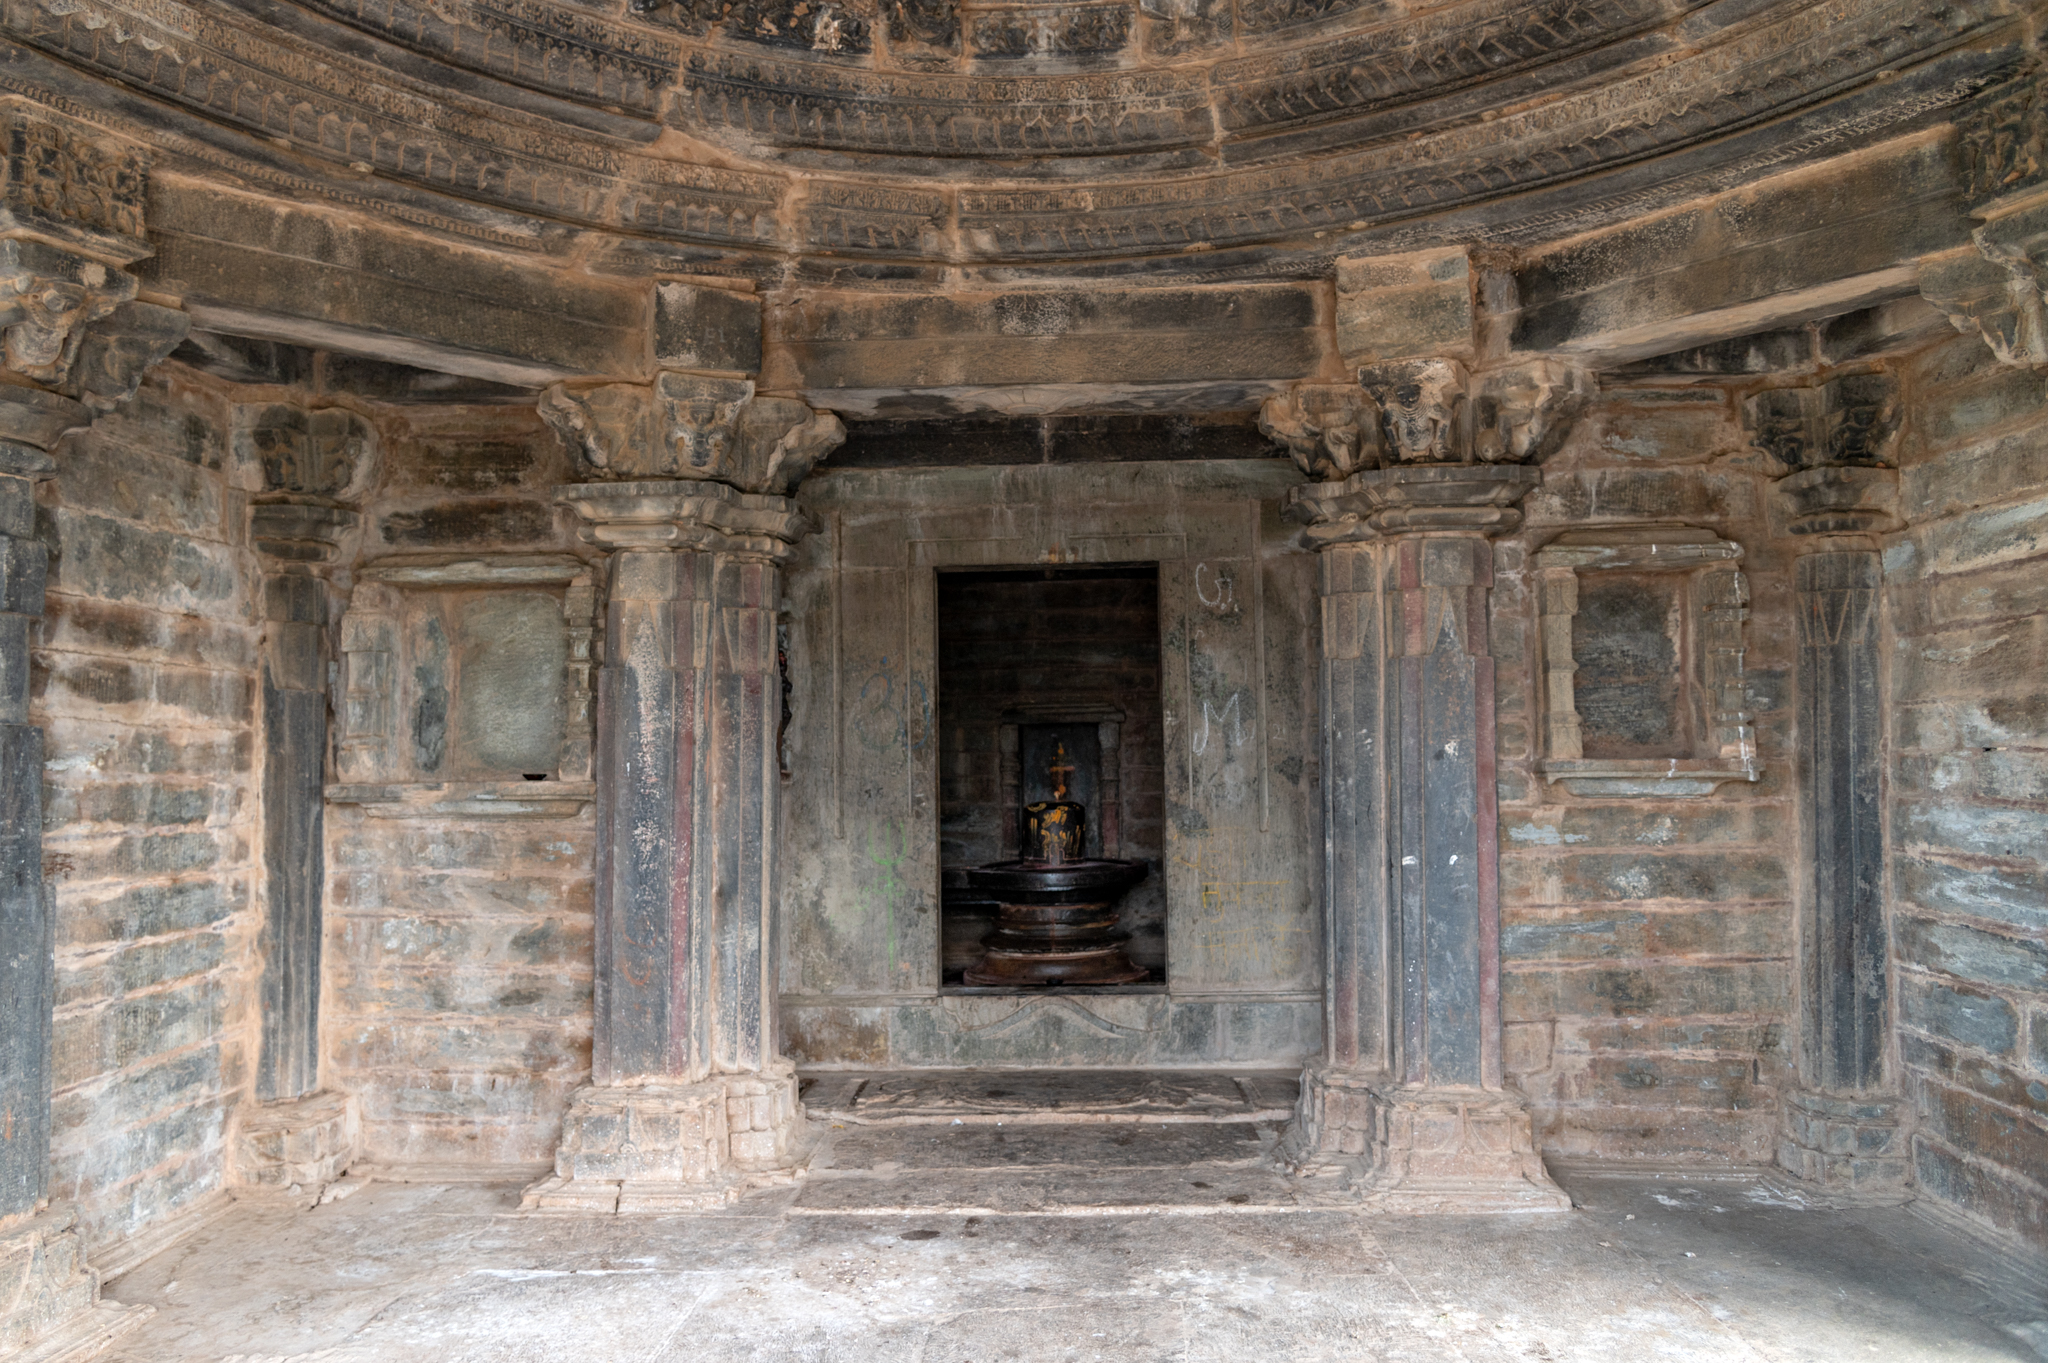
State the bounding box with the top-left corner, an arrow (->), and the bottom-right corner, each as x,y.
559,479 -> 812,560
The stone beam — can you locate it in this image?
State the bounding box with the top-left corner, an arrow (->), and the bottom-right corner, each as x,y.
764,284 -> 1337,418
1513,132 -> 1967,365
140,175 -> 648,386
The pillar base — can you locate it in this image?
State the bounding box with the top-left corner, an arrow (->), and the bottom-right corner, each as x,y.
1289,1071 -> 1570,1213
522,1060 -> 803,1214
1776,1090 -> 1912,1200
0,1208 -> 153,1362
234,1091 -> 360,1202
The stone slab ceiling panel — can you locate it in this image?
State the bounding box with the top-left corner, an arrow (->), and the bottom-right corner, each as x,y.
0,0 -> 2031,277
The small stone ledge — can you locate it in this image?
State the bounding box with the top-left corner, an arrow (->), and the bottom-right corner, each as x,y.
325,781 -> 597,819
522,1063 -> 804,1215
1537,759 -> 1762,799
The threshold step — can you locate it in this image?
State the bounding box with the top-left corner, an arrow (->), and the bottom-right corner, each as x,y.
800,1068 -> 1300,1125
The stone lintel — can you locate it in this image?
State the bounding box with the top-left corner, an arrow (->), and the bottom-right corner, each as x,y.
522,1061 -> 802,1214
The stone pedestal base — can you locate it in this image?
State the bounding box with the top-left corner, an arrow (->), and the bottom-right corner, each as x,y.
1289,1072 -> 1570,1213
0,1209 -> 152,1362
1776,1090 -> 1911,1198
522,1060 -> 802,1213
234,1091 -> 360,1200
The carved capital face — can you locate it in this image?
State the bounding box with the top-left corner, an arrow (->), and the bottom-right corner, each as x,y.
1471,359 -> 1591,465
544,374 -> 845,494
1742,374 -> 1897,475
0,238 -> 136,386
232,402 -> 377,499
59,299 -> 189,412
1258,383 -> 1380,481
656,371 -> 755,476
1357,358 -> 1468,464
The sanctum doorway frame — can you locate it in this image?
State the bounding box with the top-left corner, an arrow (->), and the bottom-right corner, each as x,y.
777,460 -> 1325,1070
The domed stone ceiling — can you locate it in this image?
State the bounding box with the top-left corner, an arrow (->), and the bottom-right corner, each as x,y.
0,0 -> 2026,281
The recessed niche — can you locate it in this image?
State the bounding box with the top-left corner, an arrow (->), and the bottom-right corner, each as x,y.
1535,526 -> 1761,799
935,563 -> 1166,988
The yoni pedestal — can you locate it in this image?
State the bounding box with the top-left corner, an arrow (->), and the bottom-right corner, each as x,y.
521,1060 -> 802,1213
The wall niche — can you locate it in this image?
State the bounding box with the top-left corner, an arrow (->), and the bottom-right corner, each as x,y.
1534,525 -> 1760,798
328,555 -> 598,818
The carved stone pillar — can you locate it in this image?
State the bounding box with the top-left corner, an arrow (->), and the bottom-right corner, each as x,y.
0,98 -> 180,1357
1746,376 -> 1911,1195
525,372 -> 843,1212
1268,359 -> 1581,1212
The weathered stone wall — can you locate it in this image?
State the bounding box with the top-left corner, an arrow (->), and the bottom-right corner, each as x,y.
1497,391 -> 1797,1163
35,372 -> 261,1248
322,407 -> 597,1169
1886,331 -> 2048,1250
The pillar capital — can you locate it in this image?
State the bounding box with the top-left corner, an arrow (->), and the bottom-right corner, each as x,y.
540,371 -> 845,495
1743,372 -> 1902,539
233,401 -> 377,567
1270,358 -> 1586,545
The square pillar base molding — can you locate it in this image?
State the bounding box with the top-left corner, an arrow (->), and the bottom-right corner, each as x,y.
1289,1072 -> 1569,1213
522,1061 -> 803,1214
0,1208 -> 153,1362
1776,1090 -> 1912,1201
233,1091 -> 360,1203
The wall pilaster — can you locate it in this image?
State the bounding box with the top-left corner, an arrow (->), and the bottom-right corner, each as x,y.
1746,375 -> 1912,1196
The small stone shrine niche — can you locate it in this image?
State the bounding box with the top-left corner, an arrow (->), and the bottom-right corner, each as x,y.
329,556 -> 598,817
1534,526 -> 1760,798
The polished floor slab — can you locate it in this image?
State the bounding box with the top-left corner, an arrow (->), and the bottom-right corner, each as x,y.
95,1108 -> 2048,1362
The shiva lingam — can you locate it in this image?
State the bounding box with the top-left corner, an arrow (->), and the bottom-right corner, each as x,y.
963,742 -> 1149,986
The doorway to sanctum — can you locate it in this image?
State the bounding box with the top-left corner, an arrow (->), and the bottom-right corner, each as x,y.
934,563 -> 1167,990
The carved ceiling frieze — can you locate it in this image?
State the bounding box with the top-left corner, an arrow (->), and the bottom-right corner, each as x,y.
0,0 -> 2019,270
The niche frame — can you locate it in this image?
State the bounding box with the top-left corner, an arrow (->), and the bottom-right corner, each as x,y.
1533,525 -> 1761,799
326,553 -> 599,819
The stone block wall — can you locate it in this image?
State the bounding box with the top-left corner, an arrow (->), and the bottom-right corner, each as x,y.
34,373 -> 262,1249
1886,331 -> 2048,1250
324,816 -> 594,1168
322,407 -> 596,1170
1497,393 -> 1797,1163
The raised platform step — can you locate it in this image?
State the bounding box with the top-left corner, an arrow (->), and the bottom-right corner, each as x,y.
798,1068 -> 1300,1126
795,1070 -> 1311,1215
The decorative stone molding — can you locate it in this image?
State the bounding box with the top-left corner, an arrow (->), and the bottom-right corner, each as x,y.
560,479 -> 814,560
0,1210 -> 153,1359
234,403 -> 378,501
60,299 -> 189,412
1743,375 -> 1902,536
1533,526 -> 1761,798
1777,1090 -> 1911,1198
0,99 -> 150,263
1920,81 -> 2048,370
540,373 -> 845,493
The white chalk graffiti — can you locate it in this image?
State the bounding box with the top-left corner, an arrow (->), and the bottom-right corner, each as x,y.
1191,690 -> 1245,755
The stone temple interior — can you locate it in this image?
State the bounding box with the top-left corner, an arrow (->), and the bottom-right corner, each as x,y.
1,0 -> 2047,1354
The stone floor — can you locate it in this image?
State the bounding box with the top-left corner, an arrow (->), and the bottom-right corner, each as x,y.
89,1072 -> 2048,1362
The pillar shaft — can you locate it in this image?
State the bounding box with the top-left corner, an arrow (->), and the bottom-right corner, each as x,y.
255,573 -> 330,1101
0,450 -> 52,1217
1319,543 -> 1390,1074
596,549 -> 782,1084
1794,550 -> 1887,1091
1390,535 -> 1501,1090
